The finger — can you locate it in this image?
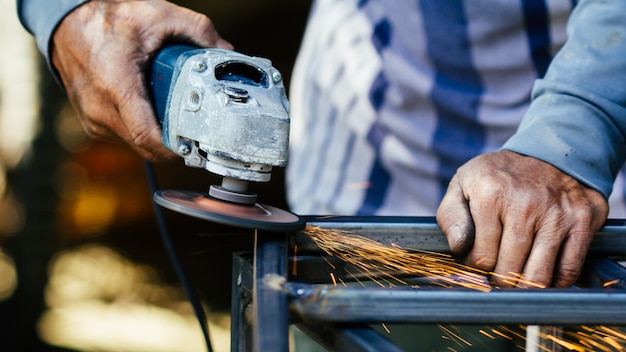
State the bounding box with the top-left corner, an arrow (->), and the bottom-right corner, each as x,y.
552,195 -> 607,288
437,175 -> 475,255
116,77 -> 176,161
551,221 -> 595,288
524,191 -> 606,288
491,216 -> 534,288
518,211 -> 565,288
66,84 -> 125,143
464,180 -> 503,272
519,231 -> 562,288
63,65 -> 149,151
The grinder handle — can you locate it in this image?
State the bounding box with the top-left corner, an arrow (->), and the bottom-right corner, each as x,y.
149,45 -> 200,125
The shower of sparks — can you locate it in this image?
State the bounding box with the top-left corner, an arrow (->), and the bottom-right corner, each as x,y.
303,226 -> 547,291
302,226 -> 626,351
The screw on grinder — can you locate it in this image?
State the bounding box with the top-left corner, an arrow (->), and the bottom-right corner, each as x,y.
150,45 -> 304,232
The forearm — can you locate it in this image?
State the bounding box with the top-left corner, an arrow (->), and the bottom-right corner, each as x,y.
502,0 -> 626,199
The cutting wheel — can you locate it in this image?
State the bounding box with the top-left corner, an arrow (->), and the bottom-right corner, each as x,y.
154,189 -> 305,232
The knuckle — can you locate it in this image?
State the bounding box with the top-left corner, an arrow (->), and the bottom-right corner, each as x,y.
82,123 -> 101,139
564,207 -> 598,239
553,265 -> 580,288
572,207 -> 594,227
78,111 -> 111,141
194,13 -> 216,33
128,123 -> 164,162
128,122 -> 155,151
182,11 -> 218,41
472,177 -> 504,204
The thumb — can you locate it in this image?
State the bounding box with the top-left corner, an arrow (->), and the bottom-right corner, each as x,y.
436,175 -> 475,255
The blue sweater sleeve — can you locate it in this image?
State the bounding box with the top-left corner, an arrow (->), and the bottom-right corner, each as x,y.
16,0 -> 90,64
502,0 -> 626,199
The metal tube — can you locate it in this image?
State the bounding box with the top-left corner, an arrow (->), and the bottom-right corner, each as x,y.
231,254 -> 253,352
253,231 -> 289,352
293,216 -> 626,256
286,283 -> 626,325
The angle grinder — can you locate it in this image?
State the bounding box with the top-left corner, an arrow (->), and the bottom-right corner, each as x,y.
150,45 -> 304,232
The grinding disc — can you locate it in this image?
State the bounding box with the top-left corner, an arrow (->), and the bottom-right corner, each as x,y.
154,189 -> 305,232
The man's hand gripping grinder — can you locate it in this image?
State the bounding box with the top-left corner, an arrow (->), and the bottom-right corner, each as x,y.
150,46 -> 304,231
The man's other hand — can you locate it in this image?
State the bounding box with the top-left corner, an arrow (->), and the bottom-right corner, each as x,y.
437,150 -> 608,288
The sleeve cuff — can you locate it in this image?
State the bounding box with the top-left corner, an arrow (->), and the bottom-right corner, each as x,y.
502,81 -> 626,199
17,0 -> 90,70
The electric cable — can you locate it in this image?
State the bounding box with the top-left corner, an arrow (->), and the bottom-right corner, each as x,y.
144,161 -> 214,352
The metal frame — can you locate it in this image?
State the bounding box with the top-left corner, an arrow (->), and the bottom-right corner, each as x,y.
230,216 -> 626,351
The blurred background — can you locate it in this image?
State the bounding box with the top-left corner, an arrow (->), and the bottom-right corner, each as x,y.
0,1 -> 311,351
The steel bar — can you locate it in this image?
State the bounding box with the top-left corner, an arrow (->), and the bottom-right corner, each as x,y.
293,216 -> 626,256
252,231 -> 289,352
286,283 -> 626,325
231,253 -> 253,352
295,324 -> 404,352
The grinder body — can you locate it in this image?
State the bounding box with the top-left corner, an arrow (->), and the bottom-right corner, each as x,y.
150,45 -> 290,183
149,46 -> 304,231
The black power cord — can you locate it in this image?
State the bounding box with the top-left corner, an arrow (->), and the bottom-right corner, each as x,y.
144,161 -> 214,352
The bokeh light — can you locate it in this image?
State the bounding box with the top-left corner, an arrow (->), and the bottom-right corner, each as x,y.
0,248 -> 17,301
39,244 -> 230,352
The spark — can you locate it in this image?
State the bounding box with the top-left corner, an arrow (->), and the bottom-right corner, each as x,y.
604,279 -> 621,287
439,325 -> 472,347
499,326 -> 527,341
478,329 -> 495,339
344,269 -> 366,287
491,328 -> 513,340
549,333 -> 600,351
600,325 -> 626,340
322,256 -> 336,270
602,336 -> 623,350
